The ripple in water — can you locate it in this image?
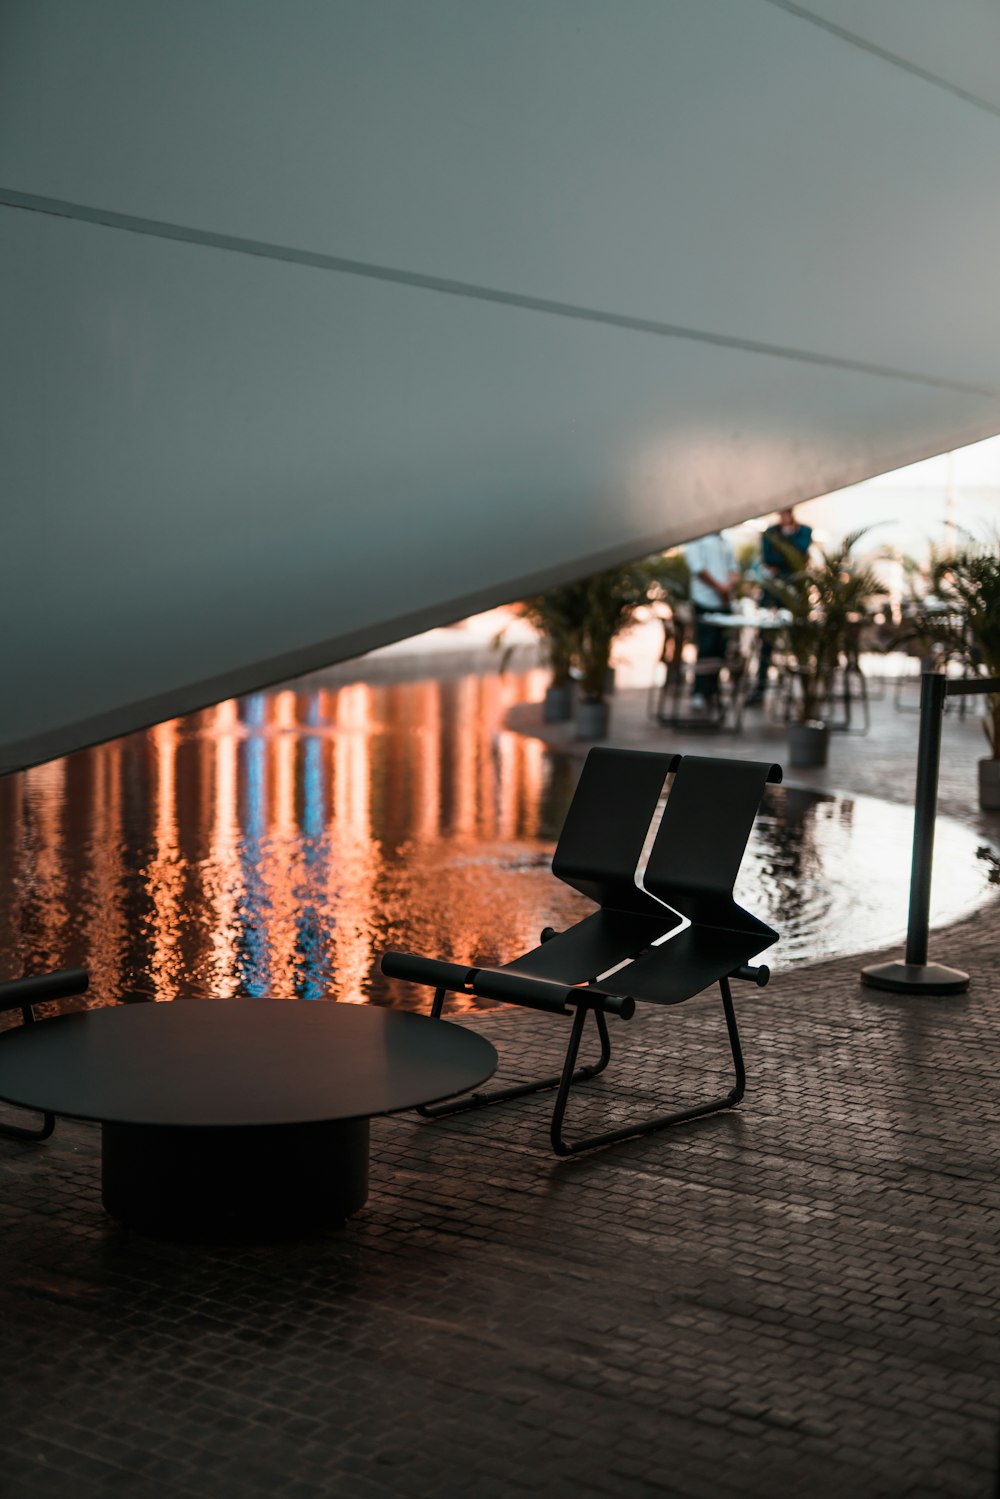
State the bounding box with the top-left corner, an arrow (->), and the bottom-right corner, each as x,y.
739,783 -> 984,968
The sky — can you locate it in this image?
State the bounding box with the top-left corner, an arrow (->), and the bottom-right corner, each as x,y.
731,434 -> 1000,566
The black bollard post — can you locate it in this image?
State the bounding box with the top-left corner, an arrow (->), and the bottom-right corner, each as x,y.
861,672 -> 970,995
905,671 -> 947,967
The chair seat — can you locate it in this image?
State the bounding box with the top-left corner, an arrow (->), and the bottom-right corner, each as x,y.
610,924 -> 771,1006
501,908 -> 681,986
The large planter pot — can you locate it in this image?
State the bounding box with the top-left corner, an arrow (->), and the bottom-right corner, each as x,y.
979,757 -> 1000,810
543,683 -> 573,722
570,666 -> 616,697
574,699 -> 610,741
787,720 -> 830,768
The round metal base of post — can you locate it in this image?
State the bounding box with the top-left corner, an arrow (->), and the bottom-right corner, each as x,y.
102,1117 -> 369,1241
860,960 -> 970,996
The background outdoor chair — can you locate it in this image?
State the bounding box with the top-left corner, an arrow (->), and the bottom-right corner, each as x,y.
382,749 -> 781,1155
0,968 -> 90,1140
649,614 -> 751,734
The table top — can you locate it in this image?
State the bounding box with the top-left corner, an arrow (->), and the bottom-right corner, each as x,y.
0,1000 -> 498,1128
699,610 -> 792,629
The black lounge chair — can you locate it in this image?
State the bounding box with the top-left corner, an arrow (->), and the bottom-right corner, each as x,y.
382,749 -> 781,1155
0,968 -> 90,1140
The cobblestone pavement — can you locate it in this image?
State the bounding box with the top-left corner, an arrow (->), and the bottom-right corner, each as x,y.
2,891 -> 999,1499
2,684 -> 999,1499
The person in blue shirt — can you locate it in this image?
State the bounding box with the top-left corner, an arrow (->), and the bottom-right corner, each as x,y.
684,532 -> 739,710
747,508 -> 812,705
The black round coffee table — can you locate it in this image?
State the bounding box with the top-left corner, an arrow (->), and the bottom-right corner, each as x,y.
0,1000 -> 497,1240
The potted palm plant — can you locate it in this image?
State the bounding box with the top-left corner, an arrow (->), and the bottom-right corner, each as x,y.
574,562 -> 653,739
517,582 -> 590,722
649,549 -> 691,607
909,544 -> 1000,809
771,531 -> 881,768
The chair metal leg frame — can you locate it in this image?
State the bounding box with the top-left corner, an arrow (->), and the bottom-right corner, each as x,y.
0,1108 -> 56,1143
416,986 -> 613,1120
0,1004 -> 60,1142
549,975 -> 746,1157
826,661 -> 870,734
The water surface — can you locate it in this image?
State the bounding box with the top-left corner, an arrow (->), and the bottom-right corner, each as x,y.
0,667 -> 986,1012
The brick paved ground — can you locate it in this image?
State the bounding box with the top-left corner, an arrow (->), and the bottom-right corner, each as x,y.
1,684 -> 999,1499
1,896 -> 999,1499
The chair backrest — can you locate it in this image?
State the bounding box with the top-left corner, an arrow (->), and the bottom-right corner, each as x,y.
643,754 -> 781,930
552,748 -> 678,913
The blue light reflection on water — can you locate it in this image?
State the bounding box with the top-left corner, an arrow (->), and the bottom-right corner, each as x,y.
297,731 -> 328,999
0,667 -> 989,1012
240,724 -> 270,998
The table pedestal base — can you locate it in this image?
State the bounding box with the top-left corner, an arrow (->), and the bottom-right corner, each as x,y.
102,1118 -> 369,1240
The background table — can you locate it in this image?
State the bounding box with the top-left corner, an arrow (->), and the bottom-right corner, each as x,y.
0,1000 -> 497,1240
655,610 -> 792,731
698,608 -> 791,631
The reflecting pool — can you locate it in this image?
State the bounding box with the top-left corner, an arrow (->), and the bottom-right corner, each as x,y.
0,666 -> 987,1012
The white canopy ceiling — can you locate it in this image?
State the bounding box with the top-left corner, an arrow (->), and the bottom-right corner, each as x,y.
2,0 -> 999,767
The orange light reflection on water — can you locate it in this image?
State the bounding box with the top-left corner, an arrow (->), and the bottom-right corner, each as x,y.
0,669 -> 587,1012
147,719 -> 184,1001
86,741 -> 127,1001
264,690 -> 304,995
412,682 -> 441,844
21,759 -> 70,969
326,683 -> 377,1003
205,699 -> 243,996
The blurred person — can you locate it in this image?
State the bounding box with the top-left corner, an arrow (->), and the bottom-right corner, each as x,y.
684,531 -> 739,710
748,507 -> 812,706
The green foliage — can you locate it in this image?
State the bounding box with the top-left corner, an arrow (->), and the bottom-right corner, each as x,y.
733,537 -> 766,597
517,584 -> 591,687
768,530 -> 882,724
576,563 -> 654,701
520,560 -> 655,702
913,542 -> 1000,756
646,549 -> 690,604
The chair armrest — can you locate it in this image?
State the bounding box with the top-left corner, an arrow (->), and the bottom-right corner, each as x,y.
730,964 -> 770,987
472,969 -> 635,1020
380,951 -> 477,993
576,986 -> 636,1020
0,967 -> 89,1013
470,969 -> 572,1013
